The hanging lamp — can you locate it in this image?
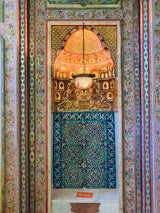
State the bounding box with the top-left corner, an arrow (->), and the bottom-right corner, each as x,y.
72,22 -> 95,90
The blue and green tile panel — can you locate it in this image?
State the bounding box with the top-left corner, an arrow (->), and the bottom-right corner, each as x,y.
52,112 -> 116,189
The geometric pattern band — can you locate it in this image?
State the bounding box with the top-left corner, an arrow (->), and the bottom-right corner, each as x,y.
52,112 -> 116,189
46,0 -> 121,8
143,0 -> 151,212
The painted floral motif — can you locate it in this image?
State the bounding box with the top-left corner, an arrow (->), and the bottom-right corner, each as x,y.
155,2 -> 160,18
45,9 -> 122,19
5,199 -> 15,213
155,22 -> 160,39
123,10 -> 131,26
123,31 -> 132,46
156,42 -> 160,62
2,0 -> 19,212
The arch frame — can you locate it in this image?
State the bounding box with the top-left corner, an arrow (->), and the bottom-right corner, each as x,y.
47,20 -> 123,213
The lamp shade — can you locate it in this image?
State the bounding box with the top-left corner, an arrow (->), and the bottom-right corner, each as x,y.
72,73 -> 95,90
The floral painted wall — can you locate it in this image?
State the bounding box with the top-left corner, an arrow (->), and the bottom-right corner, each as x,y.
35,0 -> 139,212
0,0 -> 160,213
0,0 -> 20,212
154,0 -> 160,212
0,0 -> 19,213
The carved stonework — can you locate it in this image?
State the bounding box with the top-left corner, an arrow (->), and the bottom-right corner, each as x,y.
70,203 -> 100,213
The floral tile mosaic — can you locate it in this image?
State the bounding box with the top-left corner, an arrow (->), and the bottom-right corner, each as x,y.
52,112 -> 116,189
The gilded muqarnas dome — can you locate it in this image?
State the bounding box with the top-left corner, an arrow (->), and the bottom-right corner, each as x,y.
53,28 -> 115,79
51,27 -> 118,112
64,28 -> 103,54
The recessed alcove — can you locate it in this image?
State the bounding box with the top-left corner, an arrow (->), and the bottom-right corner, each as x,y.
47,21 -> 122,213
51,112 -> 119,213
1,1 -> 156,212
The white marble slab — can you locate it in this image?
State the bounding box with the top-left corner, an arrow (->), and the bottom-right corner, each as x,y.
52,189 -> 119,213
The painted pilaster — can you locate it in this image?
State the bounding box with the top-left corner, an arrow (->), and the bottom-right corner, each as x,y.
153,0 -> 160,212
0,0 -> 20,212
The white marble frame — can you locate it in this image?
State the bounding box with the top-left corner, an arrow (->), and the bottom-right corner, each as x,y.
0,37 -> 4,213
47,21 -> 123,213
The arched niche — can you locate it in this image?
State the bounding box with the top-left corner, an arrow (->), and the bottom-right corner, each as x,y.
47,21 -> 123,213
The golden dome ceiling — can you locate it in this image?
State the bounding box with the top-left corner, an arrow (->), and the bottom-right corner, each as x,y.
53,27 -> 115,79
64,29 -> 103,54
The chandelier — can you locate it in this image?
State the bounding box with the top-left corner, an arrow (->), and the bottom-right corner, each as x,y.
72,23 -> 95,90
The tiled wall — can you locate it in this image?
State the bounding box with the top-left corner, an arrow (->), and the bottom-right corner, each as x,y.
0,0 -> 159,212
52,112 -> 116,189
